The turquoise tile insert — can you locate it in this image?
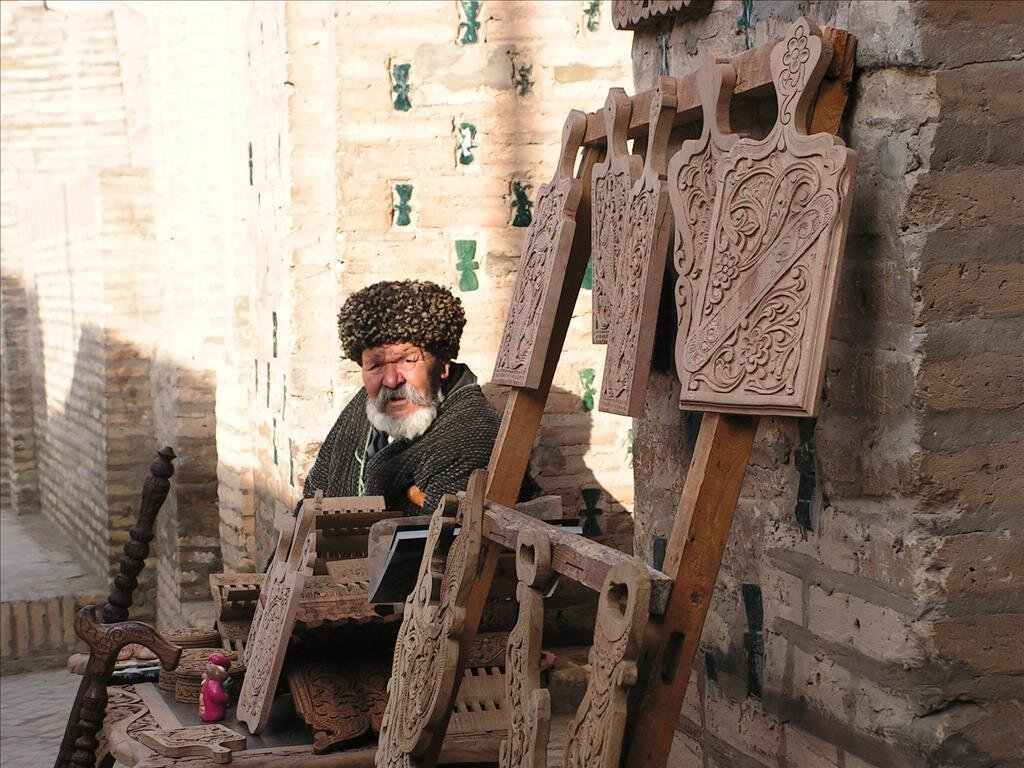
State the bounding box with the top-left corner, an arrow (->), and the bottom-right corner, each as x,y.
578,367 -> 596,413
579,488 -> 603,536
455,240 -> 479,292
248,142 -> 253,186
583,0 -> 601,32
741,583 -> 764,698
737,0 -> 757,50
625,427 -> 634,466
288,438 -> 295,485
458,0 -> 481,44
581,257 -> 593,290
391,63 -> 411,111
393,184 -> 413,226
272,311 -> 278,358
510,180 -> 533,227
456,121 -> 477,165
513,62 -> 534,96
656,33 -> 670,75
272,417 -> 278,465
266,362 -> 271,407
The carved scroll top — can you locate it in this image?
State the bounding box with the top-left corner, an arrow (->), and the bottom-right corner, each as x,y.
696,55 -> 736,142
602,87 -> 633,164
771,17 -> 833,132
554,110 -> 588,184
646,76 -> 679,177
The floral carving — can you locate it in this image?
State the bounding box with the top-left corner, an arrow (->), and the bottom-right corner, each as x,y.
376,472 -> 487,768
494,112 -> 587,388
676,18 -> 857,416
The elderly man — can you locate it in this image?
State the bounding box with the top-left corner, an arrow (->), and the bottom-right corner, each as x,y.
299,280 -> 534,516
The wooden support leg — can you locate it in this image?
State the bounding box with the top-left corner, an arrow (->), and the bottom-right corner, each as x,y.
623,413 -> 759,768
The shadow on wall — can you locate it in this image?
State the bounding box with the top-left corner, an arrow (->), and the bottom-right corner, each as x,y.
0,269 -> 223,626
484,382 -> 635,553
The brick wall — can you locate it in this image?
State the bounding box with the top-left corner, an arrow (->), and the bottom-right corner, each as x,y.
244,0 -> 637,561
630,2 -> 1023,766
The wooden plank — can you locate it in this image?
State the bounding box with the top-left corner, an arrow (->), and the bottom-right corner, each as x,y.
676,20 -> 857,417
581,27 -> 851,146
483,502 -> 673,615
493,110 -> 589,388
622,412 -> 758,768
485,145 -> 598,505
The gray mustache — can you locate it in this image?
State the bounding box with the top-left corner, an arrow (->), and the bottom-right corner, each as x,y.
375,383 -> 431,408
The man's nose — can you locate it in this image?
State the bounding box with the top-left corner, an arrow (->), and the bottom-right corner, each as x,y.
381,364 -> 404,390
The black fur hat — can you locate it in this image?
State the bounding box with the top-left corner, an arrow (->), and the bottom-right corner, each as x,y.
337,280 -> 466,363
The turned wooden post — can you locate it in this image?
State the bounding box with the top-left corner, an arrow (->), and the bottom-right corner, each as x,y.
55,447 -> 180,768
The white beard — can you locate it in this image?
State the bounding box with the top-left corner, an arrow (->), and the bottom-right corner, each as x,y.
365,383 -> 443,442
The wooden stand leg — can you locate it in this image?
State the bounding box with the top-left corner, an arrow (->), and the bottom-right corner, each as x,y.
623,413 -> 758,768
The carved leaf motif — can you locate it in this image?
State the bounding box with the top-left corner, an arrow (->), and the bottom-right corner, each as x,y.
677,18 -> 857,416
493,179 -> 572,386
592,168 -> 632,342
376,476 -> 486,768
499,583 -> 549,768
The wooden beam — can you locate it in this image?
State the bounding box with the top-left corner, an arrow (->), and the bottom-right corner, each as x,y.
622,413 -> 759,768
483,502 -> 673,614
582,27 -> 851,147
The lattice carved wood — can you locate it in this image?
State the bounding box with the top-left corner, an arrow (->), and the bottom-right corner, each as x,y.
375,470 -> 487,768
494,111 -> 587,388
237,494 -> 320,734
612,0 -> 713,30
499,529 -> 552,768
591,88 -> 643,344
600,76 -> 678,417
138,725 -> 246,764
677,18 -> 857,416
563,561 -> 651,768
668,56 -> 740,388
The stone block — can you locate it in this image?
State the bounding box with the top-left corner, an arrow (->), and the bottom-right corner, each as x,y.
929,614 -> 1024,675
918,259 -> 1024,321
918,353 -> 1024,412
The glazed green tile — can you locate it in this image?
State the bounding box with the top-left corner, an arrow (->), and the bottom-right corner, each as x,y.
456,121 -> 477,165
272,311 -> 278,358
394,183 -> 413,226
578,367 -> 596,412
455,240 -> 479,292
510,180 -> 533,227
513,62 -> 534,96
458,0 -> 481,44
391,63 -> 411,111
582,257 -> 593,290
583,0 -> 601,32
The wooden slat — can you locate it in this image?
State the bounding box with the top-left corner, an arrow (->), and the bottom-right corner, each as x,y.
582,27 -> 850,146
485,147 -> 599,505
483,502 -> 673,615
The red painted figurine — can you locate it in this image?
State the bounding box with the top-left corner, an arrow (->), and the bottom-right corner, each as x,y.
199,652 -> 231,722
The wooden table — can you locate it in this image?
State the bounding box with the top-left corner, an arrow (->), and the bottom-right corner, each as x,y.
99,681 -> 503,767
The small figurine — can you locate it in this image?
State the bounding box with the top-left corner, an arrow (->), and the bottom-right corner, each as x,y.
199,652 -> 231,722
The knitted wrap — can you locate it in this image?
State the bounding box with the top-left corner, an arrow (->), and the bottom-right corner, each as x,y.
336,280 -> 466,363
301,379 -> 499,516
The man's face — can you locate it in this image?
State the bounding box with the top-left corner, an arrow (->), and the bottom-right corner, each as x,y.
361,342 -> 449,420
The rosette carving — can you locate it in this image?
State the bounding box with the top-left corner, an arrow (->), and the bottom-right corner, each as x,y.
676,18 -> 857,416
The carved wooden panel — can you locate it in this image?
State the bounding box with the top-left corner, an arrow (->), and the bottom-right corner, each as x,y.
562,561 -> 651,768
669,57 -> 740,389
287,656 -> 390,753
677,18 -> 857,417
500,530 -> 552,768
591,88 -> 643,344
600,76 -> 678,417
138,725 -> 245,764
375,470 -> 487,768
493,111 -> 587,388
611,0 -> 712,30
237,496 -> 319,735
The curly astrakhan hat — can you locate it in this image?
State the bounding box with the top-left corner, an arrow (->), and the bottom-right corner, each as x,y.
337,280 -> 466,363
